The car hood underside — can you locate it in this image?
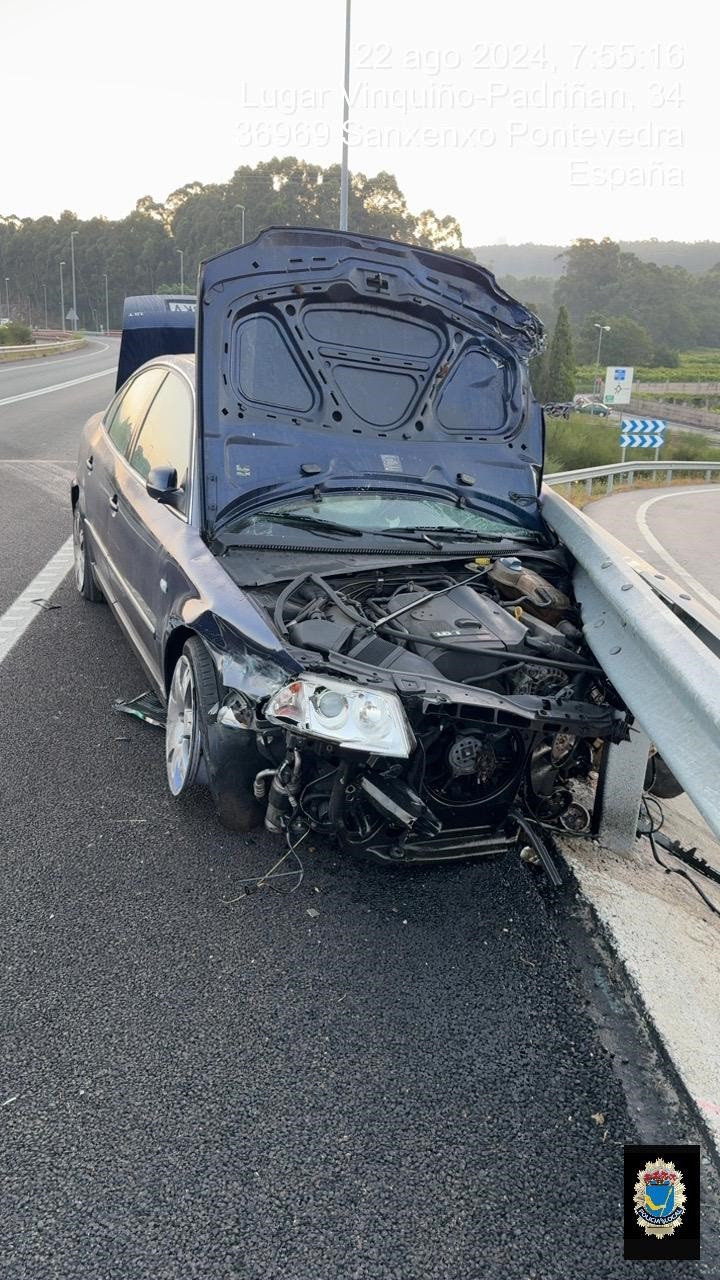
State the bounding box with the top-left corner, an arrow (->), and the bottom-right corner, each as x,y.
197,227 -> 546,536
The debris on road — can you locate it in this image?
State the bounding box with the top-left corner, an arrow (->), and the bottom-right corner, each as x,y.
112,690 -> 166,729
30,598 -> 61,611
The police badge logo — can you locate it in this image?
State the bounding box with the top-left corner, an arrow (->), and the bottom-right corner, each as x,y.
634,1159 -> 686,1238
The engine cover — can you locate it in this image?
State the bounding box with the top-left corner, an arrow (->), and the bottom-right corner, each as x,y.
388,584 -> 528,682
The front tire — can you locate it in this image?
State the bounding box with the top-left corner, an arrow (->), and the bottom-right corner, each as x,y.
73,506 -> 103,602
165,637 -> 262,831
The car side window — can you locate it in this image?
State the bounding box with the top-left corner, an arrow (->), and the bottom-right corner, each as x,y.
127,371 -> 193,514
106,368 -> 167,456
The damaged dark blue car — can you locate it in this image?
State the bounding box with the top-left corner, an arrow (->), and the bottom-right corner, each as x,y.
72,228 -> 628,864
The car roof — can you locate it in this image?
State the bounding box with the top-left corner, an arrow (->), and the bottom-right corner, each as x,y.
133,353 -> 196,384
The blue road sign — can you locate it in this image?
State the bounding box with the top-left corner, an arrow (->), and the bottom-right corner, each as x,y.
620,417 -> 666,435
620,418 -> 666,454
619,433 -> 665,448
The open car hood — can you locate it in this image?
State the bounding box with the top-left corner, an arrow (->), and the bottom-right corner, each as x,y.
197,228 -> 545,536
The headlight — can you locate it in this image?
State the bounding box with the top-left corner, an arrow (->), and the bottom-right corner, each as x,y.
265,674 -> 415,757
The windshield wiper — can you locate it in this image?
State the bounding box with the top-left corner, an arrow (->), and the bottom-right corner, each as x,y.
222,512 -> 363,540
387,526 -> 537,543
221,515 -> 461,549
218,513 -> 539,550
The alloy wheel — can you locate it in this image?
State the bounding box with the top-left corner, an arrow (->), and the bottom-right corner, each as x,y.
166,655 -> 201,795
72,507 -> 86,593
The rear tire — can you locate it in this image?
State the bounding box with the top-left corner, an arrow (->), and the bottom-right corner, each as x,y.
73,506 -> 104,602
166,637 -> 263,832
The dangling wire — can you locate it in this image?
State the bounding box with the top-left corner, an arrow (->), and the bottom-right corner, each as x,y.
222,828 -> 307,902
640,797 -> 719,919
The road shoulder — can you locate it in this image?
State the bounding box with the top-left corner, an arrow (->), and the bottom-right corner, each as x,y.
560,792 -> 720,1164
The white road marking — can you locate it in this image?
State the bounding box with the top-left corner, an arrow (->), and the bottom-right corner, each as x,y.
0,537 -> 74,665
635,487 -> 720,618
0,367 -> 115,407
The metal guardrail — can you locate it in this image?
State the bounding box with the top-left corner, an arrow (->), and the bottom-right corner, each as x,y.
541,484 -> 720,849
546,460 -> 720,495
0,338 -> 83,354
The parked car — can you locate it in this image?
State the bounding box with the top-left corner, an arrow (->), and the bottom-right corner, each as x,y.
577,400 -> 611,417
72,228 -> 627,864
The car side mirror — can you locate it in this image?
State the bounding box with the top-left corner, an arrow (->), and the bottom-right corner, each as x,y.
146,465 -> 182,504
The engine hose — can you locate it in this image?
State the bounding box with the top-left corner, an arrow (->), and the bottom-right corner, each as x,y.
377,623 -> 603,674
309,574 -> 370,629
274,572 -> 314,637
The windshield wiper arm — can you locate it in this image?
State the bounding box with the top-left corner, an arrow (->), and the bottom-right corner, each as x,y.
388,527 -> 512,543
222,512 -> 363,540
221,516 -> 453,549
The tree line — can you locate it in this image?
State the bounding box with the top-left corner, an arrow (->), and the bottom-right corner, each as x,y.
0,157 -> 466,332
511,237 -> 720,381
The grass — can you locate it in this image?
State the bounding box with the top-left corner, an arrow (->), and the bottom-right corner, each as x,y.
545,414 -> 720,474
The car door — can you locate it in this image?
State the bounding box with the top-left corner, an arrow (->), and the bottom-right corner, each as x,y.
84,366 -> 166,603
106,367 -> 194,681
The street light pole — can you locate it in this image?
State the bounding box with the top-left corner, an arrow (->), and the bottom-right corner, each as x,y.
234,204 -> 246,243
103,273 -> 110,333
593,322 -> 611,397
177,248 -> 184,293
43,283 -> 48,330
70,230 -> 79,331
59,261 -> 65,333
339,0 -> 351,231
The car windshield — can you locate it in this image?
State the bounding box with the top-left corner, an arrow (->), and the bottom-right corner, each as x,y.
224,491 -> 541,543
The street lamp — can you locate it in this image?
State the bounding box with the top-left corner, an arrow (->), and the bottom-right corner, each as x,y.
176,248 -> 184,293
339,0 -> 352,231
59,261 -> 66,332
42,283 -> 48,330
4,277 -> 9,319
593,323 -> 611,397
70,230 -> 79,331
234,203 -> 246,244
103,273 -> 110,334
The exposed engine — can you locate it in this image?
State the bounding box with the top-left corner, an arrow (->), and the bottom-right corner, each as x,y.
247,556 -> 628,863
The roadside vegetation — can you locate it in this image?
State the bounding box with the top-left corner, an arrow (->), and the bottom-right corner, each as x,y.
0,320 -> 32,345
575,349 -> 720,385
545,414 -> 720,474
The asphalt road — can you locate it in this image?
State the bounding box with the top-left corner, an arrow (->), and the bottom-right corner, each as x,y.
587,485 -> 720,617
0,338 -> 117,615
1,348 -> 718,1279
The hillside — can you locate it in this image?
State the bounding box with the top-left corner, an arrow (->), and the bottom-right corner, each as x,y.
472,241 -> 720,278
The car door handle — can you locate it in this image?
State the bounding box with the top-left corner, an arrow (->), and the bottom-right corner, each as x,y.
109,493 -> 119,515
86,455 -> 94,472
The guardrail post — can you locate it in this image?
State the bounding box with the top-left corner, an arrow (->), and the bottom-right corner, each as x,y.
627,470 -> 635,485
706,469 -> 712,483
606,473 -> 613,495
594,726 -> 651,852
585,478 -> 592,496
666,469 -> 672,483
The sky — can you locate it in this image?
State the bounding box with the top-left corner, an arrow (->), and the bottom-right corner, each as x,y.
1,0 -> 717,246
